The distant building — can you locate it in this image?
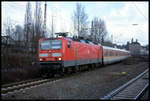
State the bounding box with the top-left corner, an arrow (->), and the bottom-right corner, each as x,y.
140,45 -> 149,56
129,39 -> 141,56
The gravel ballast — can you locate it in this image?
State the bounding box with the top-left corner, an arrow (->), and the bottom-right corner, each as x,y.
2,57 -> 149,99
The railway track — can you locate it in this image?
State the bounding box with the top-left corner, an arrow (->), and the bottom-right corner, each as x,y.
101,68 -> 149,100
1,65 -> 91,96
2,78 -> 43,88
1,70 -> 86,96
1,77 -> 61,96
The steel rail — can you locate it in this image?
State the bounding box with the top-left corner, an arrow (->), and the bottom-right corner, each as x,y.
2,78 -> 43,88
101,68 -> 149,100
134,83 -> 149,100
1,72 -> 77,96
1,79 -> 50,95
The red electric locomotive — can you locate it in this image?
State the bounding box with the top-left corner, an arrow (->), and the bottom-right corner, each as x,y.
38,32 -> 103,77
37,32 -> 130,77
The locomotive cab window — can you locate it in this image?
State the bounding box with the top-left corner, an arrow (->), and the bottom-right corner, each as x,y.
40,40 -> 61,50
67,41 -> 71,49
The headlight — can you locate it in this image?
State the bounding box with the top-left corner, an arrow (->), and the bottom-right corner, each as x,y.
40,58 -> 43,61
52,53 -> 62,57
58,58 -> 61,60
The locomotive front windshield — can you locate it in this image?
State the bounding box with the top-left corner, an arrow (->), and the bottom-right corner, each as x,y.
40,40 -> 61,50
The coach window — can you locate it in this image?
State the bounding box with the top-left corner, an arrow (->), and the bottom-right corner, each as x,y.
110,51 -> 112,56
104,51 -> 107,56
110,52 -> 111,56
67,41 -> 71,49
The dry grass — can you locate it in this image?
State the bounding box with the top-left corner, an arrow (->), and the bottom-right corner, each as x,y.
1,65 -> 39,85
1,49 -> 39,85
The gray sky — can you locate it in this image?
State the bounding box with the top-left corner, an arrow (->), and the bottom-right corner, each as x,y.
2,1 -> 149,45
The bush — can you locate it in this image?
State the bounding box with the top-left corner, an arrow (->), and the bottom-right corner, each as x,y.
1,47 -> 39,84
1,65 -> 39,85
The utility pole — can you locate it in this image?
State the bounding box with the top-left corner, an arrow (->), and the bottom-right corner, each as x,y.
52,15 -> 53,38
111,34 -> 113,43
44,1 -> 47,37
77,19 -> 79,37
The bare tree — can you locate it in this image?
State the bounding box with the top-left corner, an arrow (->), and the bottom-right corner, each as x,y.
24,2 -> 42,54
3,17 -> 15,45
24,1 -> 33,53
24,2 -> 32,43
43,2 -> 47,35
3,18 -> 13,36
34,2 -> 45,38
91,17 -> 98,42
91,17 -> 108,43
73,3 -> 88,37
34,2 -> 44,38
33,2 -> 44,54
2,17 -> 16,64
99,19 -> 108,43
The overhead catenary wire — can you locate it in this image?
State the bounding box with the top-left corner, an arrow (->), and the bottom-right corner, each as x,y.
133,2 -> 148,21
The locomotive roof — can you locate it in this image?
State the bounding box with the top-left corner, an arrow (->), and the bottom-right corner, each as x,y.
102,46 -> 130,53
64,37 -> 100,45
41,36 -> 100,45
